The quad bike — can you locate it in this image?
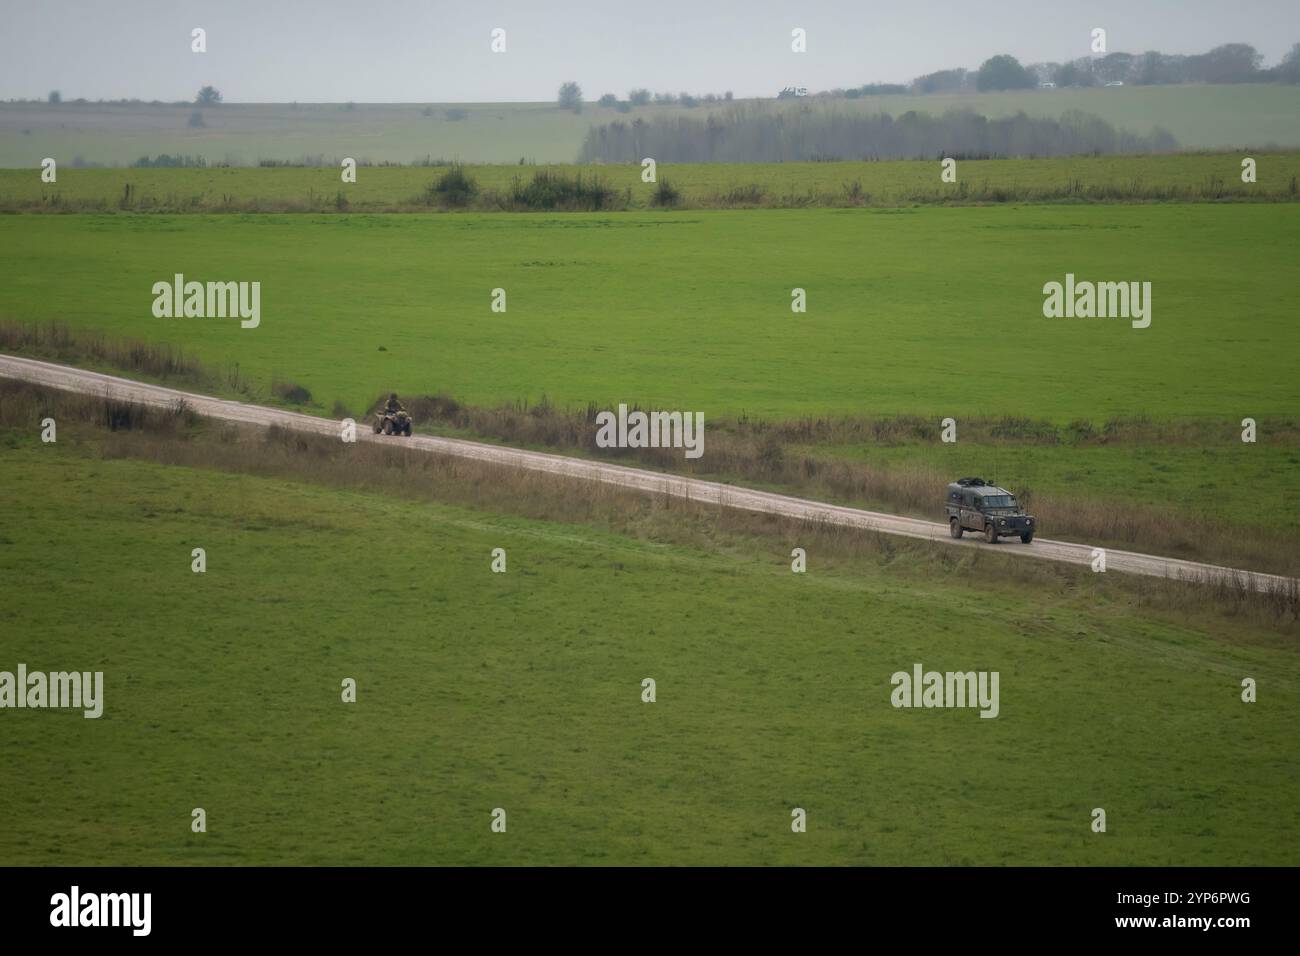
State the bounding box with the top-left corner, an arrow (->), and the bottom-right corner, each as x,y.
374,409 -> 413,436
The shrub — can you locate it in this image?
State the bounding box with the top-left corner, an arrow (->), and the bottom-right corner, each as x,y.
651,178 -> 681,207
424,165 -> 479,207
507,170 -> 620,210
272,380 -> 313,404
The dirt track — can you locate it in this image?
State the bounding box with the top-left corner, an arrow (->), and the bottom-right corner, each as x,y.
3,352 -> 1293,595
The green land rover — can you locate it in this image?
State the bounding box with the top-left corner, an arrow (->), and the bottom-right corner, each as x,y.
946,477 -> 1036,544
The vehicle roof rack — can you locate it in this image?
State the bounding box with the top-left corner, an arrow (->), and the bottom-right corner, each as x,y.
954,477 -> 989,486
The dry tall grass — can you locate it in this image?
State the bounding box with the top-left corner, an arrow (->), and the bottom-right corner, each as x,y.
8,172 -> 1298,215
388,393 -> 1300,578
0,319 -> 251,396
3,379 -> 1296,634
0,320 -> 320,409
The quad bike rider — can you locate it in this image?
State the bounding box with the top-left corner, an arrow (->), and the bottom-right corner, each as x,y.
374,393 -> 413,436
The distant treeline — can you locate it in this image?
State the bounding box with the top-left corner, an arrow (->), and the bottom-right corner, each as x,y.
131,154 -> 209,168
891,42 -> 1300,95
578,106 -> 1178,163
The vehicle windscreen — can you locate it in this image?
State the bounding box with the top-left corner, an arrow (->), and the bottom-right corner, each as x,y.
980,495 -> 1017,509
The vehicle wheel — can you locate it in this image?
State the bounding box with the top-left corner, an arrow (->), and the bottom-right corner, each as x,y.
382,419 -> 393,435
372,422 -> 382,434
404,422 -> 412,436
1020,532 -> 1034,544
985,523 -> 997,544
949,518 -> 963,539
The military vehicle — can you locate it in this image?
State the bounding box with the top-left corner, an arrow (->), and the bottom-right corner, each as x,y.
945,477 -> 1035,544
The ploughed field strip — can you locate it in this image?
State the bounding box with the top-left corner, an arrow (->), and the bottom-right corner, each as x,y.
2,352 -> 1293,595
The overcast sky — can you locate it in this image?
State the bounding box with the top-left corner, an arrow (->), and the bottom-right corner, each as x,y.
3,0 -> 1298,102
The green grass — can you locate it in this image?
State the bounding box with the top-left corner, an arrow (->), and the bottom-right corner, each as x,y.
0,101 -> 617,168
0,436 -> 1295,865
4,153 -> 1298,212
5,85 -> 1300,167
0,206 -> 1295,423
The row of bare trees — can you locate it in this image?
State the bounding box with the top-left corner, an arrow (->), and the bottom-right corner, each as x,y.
579,104 -> 1178,163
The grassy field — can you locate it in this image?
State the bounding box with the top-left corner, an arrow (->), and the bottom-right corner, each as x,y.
0,101 -> 606,168
4,84 -> 1300,168
4,153 -> 1299,212
1,420 -> 1295,866
4,82 -> 1297,872
3,203 -> 1295,571
0,206 -> 1294,424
